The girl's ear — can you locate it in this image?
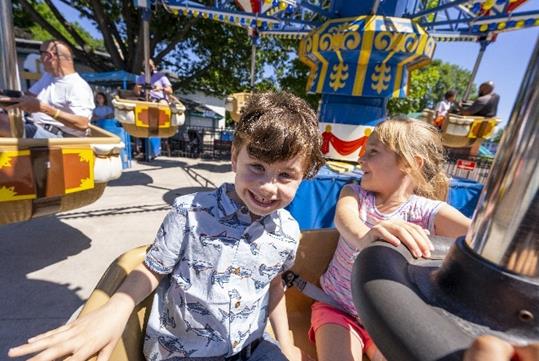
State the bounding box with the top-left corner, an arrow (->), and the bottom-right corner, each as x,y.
414,155 -> 425,170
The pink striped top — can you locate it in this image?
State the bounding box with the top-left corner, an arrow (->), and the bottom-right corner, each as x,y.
320,183 -> 444,318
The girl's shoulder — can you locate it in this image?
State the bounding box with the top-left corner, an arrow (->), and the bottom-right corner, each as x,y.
409,194 -> 445,210
343,183 -> 376,208
345,182 -> 371,198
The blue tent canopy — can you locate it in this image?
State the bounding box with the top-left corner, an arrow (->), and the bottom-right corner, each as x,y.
80,70 -> 138,89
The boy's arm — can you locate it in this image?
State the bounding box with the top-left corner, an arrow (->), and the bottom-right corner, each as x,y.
8,263 -> 164,361
268,276 -> 303,361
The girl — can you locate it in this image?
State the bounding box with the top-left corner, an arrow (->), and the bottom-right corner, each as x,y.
91,91 -> 114,122
310,118 -> 471,361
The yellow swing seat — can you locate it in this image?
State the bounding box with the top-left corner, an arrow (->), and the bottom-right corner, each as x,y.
112,97 -> 186,138
442,114 -> 500,148
225,92 -> 251,123
0,125 -> 124,225
77,229 -> 340,361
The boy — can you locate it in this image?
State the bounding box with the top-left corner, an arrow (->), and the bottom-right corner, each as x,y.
8,92 -> 324,361
434,90 -> 457,129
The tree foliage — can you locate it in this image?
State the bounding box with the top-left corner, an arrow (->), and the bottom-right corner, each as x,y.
387,59 -> 476,115
13,0 -> 289,95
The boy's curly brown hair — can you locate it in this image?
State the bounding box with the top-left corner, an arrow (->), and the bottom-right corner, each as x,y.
232,92 -> 324,179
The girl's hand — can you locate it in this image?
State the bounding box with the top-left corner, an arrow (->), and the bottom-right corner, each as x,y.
8,298 -> 131,361
367,219 -> 433,258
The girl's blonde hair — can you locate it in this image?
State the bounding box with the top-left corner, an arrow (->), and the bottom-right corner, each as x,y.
373,118 -> 449,200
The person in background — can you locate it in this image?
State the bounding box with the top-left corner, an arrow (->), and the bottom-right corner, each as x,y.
133,59 -> 173,103
91,92 -> 114,122
459,81 -> 500,117
0,39 -> 94,138
433,89 -> 457,129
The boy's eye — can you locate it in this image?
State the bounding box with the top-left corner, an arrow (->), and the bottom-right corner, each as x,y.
249,164 -> 265,173
279,172 -> 292,179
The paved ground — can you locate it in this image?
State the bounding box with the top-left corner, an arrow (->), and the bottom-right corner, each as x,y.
0,157 -> 235,360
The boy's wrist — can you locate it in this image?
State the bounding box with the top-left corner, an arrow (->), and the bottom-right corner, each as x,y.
108,293 -> 137,315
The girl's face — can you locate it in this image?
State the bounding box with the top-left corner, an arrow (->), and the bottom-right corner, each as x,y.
359,135 -> 408,194
96,94 -> 105,105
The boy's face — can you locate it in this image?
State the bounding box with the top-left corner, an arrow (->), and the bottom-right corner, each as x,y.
231,145 -> 305,217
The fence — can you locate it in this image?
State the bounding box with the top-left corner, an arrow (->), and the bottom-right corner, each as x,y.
445,154 -> 494,184
167,126 -> 234,160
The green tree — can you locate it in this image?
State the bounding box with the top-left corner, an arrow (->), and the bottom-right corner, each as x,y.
13,0 -> 288,95
387,59 -> 475,115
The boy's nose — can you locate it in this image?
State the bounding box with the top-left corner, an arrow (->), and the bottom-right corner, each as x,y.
259,177 -> 278,194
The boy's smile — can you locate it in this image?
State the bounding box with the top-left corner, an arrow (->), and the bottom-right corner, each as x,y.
231,145 -> 305,217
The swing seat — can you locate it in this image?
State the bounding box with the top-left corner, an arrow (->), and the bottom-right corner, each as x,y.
442,114 -> 499,148
112,97 -> 186,138
77,228 -> 340,361
420,109 -> 500,148
0,125 -> 123,225
225,92 -> 251,123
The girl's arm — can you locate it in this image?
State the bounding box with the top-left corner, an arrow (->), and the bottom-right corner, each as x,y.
434,203 -> 471,239
335,185 -> 433,258
8,263 -> 164,361
268,276 -> 303,361
334,185 -> 372,249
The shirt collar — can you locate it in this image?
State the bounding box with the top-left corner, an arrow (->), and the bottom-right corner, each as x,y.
215,183 -> 278,228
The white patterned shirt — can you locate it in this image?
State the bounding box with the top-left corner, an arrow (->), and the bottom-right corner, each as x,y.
143,183 -> 300,359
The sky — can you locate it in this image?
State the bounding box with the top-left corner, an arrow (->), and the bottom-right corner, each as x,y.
54,1 -> 538,127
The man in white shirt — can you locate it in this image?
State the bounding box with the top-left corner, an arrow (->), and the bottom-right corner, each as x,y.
0,39 -> 94,138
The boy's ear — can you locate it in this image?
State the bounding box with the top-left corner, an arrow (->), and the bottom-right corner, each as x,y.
231,144 -> 238,172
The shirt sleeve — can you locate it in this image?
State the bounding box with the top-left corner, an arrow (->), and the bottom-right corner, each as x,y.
464,96 -> 488,115
279,216 -> 301,272
160,74 -> 172,88
29,73 -> 50,96
67,81 -> 95,119
144,201 -> 189,274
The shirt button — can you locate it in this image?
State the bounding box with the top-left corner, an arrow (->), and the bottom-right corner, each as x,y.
233,267 -> 241,275
233,340 -> 239,348
235,301 -> 241,308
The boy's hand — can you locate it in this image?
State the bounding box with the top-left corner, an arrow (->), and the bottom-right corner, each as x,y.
8,299 -> 131,361
464,335 -> 539,361
367,219 -> 433,259
281,343 -> 313,361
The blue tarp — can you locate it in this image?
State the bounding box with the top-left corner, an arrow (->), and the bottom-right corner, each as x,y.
286,166 -> 484,230
80,70 -> 138,83
80,70 -> 138,89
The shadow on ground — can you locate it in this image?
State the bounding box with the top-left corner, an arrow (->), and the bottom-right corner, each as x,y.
163,186 -> 214,206
0,216 -> 90,359
107,170 -> 154,187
